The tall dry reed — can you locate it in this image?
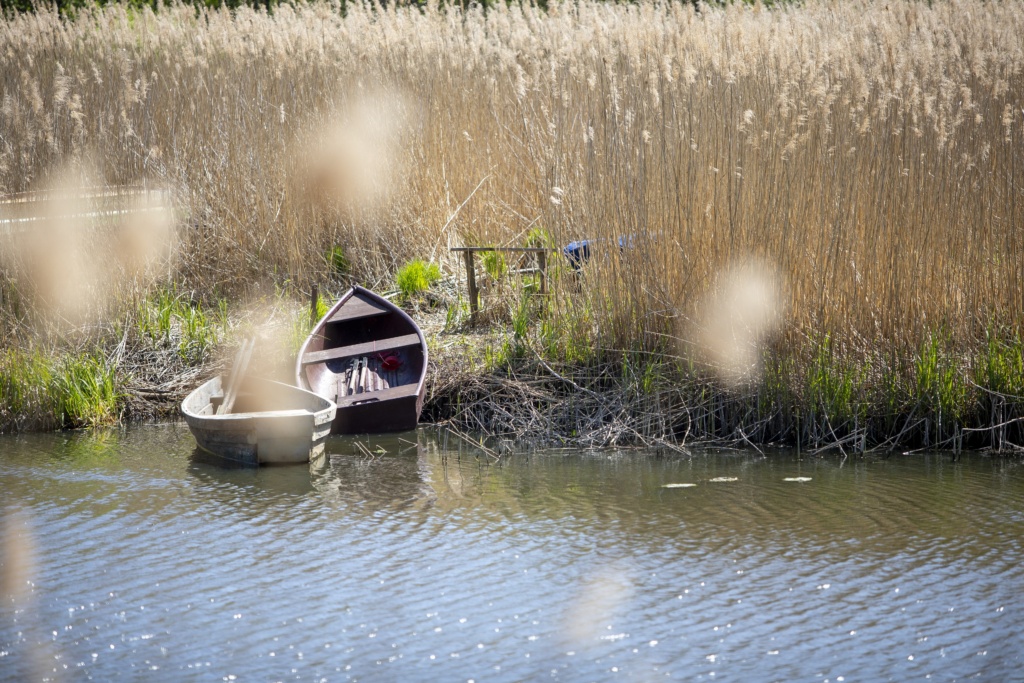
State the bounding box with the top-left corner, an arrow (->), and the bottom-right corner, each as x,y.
1,1 -> 1022,438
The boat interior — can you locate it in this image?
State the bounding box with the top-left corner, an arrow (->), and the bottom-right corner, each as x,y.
299,291 -> 424,406
186,376 -> 329,417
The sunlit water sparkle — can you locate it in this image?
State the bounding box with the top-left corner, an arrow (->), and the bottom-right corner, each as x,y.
2,424 -> 1023,681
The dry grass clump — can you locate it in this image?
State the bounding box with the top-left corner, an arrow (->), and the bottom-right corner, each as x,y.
1,1 -> 1023,446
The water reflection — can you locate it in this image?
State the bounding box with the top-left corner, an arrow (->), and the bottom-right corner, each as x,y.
413,443 -> 988,549
1,424 -> 1022,681
311,433 -> 435,512
189,449 -> 317,498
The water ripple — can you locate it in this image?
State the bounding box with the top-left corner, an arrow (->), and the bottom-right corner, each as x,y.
2,426 -> 1024,681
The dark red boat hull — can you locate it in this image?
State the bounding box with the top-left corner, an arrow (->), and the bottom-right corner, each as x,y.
295,286 -> 427,435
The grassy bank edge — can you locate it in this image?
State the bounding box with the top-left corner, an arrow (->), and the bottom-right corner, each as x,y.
426,326 -> 1024,455
0,348 -> 120,431
3,289 -> 1023,454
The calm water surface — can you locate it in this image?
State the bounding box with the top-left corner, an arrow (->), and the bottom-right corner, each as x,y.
2,424 -> 1024,682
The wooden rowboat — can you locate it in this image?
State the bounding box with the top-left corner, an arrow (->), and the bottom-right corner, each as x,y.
295,286 -> 427,434
182,375 -> 336,465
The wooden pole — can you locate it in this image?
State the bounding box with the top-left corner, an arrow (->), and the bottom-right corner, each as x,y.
463,250 -> 478,322
310,284 -> 319,327
538,250 -> 547,295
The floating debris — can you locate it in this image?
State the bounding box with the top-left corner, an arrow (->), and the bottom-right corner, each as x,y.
662,483 -> 697,488
709,477 -> 738,483
783,477 -> 812,482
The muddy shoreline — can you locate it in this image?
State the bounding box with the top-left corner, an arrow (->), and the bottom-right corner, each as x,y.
111,322 -> 1023,456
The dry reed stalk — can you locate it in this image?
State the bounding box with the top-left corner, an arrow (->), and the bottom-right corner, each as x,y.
1,1 -> 1022,446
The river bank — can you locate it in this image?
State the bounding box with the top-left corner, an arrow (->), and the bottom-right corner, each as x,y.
2,284 -> 1022,455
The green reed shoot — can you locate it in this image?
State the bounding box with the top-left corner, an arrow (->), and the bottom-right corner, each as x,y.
0,349 -> 119,431
395,260 -> 441,300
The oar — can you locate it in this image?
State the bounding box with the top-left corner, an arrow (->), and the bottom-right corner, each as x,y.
348,358 -> 359,396
359,356 -> 369,393
218,337 -> 255,415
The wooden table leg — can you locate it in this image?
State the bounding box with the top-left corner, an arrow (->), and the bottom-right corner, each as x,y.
538,250 -> 547,295
310,284 -> 319,327
463,250 -> 478,322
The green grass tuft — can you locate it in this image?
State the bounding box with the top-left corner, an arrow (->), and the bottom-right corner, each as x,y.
136,288 -> 228,363
0,349 -> 120,432
395,260 -> 441,299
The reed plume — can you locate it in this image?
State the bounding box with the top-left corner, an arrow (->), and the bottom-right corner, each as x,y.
1,0 -> 1022,446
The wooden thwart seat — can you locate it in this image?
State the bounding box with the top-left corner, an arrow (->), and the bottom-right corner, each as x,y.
327,296 -> 390,323
336,383 -> 418,408
301,333 -> 421,365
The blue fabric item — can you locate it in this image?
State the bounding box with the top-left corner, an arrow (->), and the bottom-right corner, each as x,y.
563,240 -> 592,270
563,236 -> 640,270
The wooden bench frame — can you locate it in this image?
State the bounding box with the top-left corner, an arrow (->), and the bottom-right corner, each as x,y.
450,246 -> 554,321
